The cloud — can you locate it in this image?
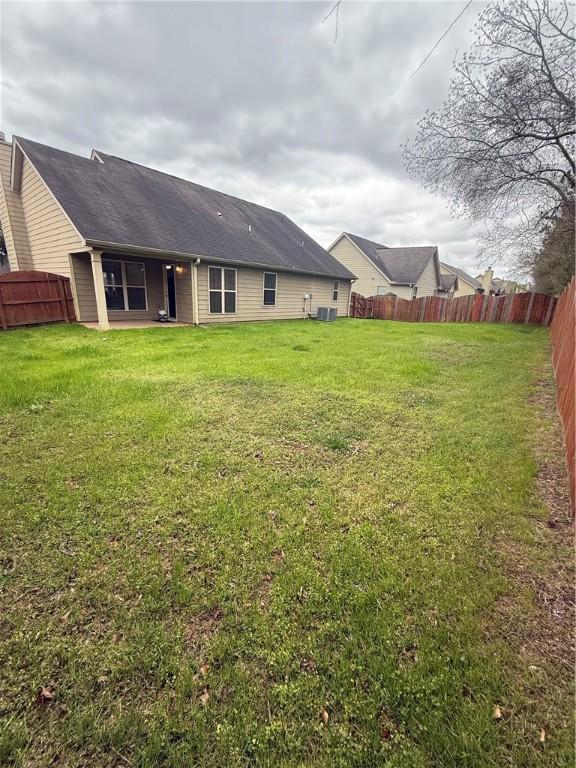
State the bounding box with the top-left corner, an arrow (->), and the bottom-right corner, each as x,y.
1,1 -> 508,276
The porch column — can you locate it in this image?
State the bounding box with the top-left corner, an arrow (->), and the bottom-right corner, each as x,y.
192,258 -> 200,325
90,250 -> 110,330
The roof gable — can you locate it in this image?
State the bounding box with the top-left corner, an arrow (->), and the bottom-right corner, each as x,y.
441,262 -> 481,289
440,273 -> 458,292
14,137 -> 354,280
344,232 -> 439,285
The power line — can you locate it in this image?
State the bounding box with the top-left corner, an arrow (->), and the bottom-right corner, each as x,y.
322,0 -> 341,25
322,1 -> 342,43
410,0 -> 473,78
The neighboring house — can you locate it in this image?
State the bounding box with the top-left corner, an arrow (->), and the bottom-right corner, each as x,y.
441,262 -> 529,298
438,272 -> 458,298
474,269 -> 530,296
328,232 -> 442,299
440,262 -> 482,297
0,135 -> 354,329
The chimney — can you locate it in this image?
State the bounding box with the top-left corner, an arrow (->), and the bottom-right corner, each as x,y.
482,268 -> 494,294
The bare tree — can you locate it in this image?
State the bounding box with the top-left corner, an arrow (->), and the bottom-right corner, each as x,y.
521,200 -> 575,292
403,0 -> 575,275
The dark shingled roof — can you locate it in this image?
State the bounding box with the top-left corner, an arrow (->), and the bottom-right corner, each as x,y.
441,262 -> 481,289
344,232 -> 438,285
440,273 -> 457,292
16,137 -> 354,280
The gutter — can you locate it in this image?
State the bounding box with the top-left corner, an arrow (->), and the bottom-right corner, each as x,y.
84,239 -> 355,282
192,258 -> 200,326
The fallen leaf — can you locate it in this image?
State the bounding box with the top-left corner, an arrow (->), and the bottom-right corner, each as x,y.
493,704 -> 503,720
35,686 -> 54,706
539,728 -> 546,744
300,657 -> 317,674
320,708 -> 329,726
199,688 -> 209,706
199,663 -> 209,677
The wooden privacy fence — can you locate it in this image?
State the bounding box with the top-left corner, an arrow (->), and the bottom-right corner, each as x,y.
349,290 -> 556,326
0,270 -> 75,330
549,277 -> 575,514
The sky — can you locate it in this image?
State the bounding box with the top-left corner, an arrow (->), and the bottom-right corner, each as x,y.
0,0 -> 501,276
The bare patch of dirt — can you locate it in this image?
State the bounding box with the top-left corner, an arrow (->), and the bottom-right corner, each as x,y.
184,605 -> 224,652
495,365 -> 574,675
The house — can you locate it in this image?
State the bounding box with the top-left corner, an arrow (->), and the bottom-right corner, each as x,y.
328,232 -> 442,299
474,268 -> 530,296
438,272 -> 459,298
0,135 -> 355,329
440,262 -> 483,297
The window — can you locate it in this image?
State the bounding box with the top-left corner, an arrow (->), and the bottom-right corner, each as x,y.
263,272 -> 277,306
103,260 -> 147,311
332,280 -> 339,301
412,286 -> 418,299
209,266 -> 236,314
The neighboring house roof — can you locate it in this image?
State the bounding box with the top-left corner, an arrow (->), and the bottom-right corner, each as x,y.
344,232 -> 439,285
440,262 -> 482,290
14,137 -> 354,280
440,273 -> 457,292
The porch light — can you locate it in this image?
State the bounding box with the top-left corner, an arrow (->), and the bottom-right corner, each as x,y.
166,265 -> 172,270
175,265 -> 184,273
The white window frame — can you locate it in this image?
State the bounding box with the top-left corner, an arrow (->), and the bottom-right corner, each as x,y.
263,271 -> 277,307
208,266 -> 237,315
332,280 -> 339,302
102,259 -> 148,312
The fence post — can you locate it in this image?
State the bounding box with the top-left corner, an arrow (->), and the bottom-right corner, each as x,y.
419,296 -> 427,322
0,284 -> 6,330
524,291 -> 536,324
57,276 -> 70,322
543,295 -> 555,326
393,296 -> 399,321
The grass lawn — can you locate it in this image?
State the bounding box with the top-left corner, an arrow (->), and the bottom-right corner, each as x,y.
0,319 -> 573,767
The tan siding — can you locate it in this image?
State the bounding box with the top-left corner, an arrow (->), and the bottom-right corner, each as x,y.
19,157 -> 82,276
415,257 -> 440,297
388,284 -> 414,300
0,141 -> 33,270
441,265 -> 478,297
71,253 -> 98,322
453,280 -> 477,297
175,262 -> 194,323
329,236 -> 389,297
197,264 -> 351,324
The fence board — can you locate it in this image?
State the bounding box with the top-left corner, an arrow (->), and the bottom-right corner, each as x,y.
549,277 -> 575,515
350,290 -> 555,327
0,270 -> 76,329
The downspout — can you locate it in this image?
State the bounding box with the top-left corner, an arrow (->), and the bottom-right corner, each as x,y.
192,258 -> 200,325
